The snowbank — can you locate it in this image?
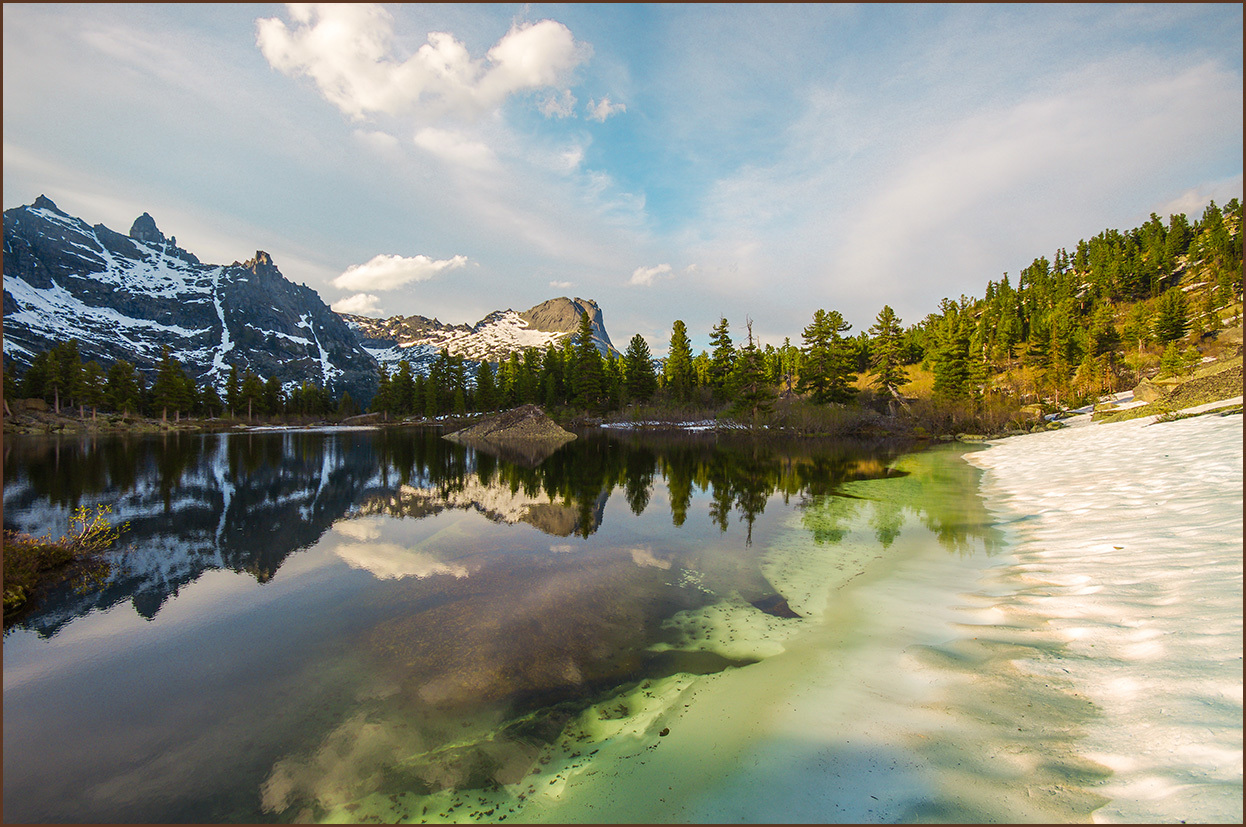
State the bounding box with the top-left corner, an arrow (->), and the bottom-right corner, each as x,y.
966,409 -> 1243,823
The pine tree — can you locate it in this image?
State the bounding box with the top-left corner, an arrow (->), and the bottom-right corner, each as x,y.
663,320 -> 695,402
391,361 -> 415,415
151,345 -> 193,421
540,344 -> 566,408
225,366 -> 240,418
931,301 -> 973,401
106,359 -> 142,415
1152,288 -> 1189,344
370,363 -> 393,414
474,360 -> 497,412
262,375 -> 284,416
867,305 -> 906,404
572,310 -> 604,410
240,370 -> 264,420
708,317 -> 735,399
80,360 -> 107,420
729,320 -> 776,423
622,334 -> 658,403
799,309 -> 855,403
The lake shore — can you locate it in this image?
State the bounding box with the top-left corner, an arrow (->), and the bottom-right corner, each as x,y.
471,402 -> 1242,824
963,403 -> 1243,823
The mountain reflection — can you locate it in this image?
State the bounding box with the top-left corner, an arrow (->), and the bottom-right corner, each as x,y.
1,427 -> 992,637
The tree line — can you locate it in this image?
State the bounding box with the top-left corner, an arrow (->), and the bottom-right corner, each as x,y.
7,199 -> 1240,427
6,342 -> 361,422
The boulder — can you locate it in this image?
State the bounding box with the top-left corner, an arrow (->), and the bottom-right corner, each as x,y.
446,403 -> 575,448
1132,377 -> 1166,403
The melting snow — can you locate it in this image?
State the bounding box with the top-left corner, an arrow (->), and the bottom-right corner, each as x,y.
967,409 -> 1243,823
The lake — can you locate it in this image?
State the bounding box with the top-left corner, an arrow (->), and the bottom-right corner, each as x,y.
3,426 -> 1009,823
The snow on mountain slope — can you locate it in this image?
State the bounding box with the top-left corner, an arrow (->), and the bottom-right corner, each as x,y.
342,297 -> 618,369
3,196 -> 378,401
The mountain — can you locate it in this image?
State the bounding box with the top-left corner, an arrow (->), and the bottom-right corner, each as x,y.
3,196 -> 623,402
342,296 -> 619,370
3,196 -> 378,401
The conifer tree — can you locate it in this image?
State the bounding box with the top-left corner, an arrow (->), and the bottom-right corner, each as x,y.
622,334 -> 658,403
80,360 -> 107,420
663,320 -> 695,402
708,317 -> 735,399
867,305 -> 906,405
931,301 -> 974,401
225,366 -> 240,418
729,320 -> 776,423
152,345 -> 193,421
572,310 -> 604,410
262,375 -> 284,416
1152,288 -> 1189,344
371,363 -> 393,414
106,359 -> 142,415
799,309 -> 855,403
540,344 -> 566,408
474,360 -> 497,412
240,370 -> 264,420
391,360 -> 415,415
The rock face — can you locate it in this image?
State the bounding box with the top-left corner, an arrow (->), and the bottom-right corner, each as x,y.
2,196 -> 378,402
343,296 -> 618,371
446,403 -> 575,448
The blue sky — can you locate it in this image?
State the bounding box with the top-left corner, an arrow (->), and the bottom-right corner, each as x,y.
4,4 -> 1242,354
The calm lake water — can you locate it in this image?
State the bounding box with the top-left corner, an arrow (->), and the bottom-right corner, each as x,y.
2,427 -> 1002,823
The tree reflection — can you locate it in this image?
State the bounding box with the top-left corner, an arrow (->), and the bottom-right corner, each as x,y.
3,426 -> 992,636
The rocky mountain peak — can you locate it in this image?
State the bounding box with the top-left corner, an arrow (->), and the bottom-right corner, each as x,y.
32,194 -> 63,214
129,212 -> 165,245
241,250 -> 276,274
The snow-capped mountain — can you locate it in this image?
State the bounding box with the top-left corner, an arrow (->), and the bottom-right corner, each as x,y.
3,196 -> 622,401
342,296 -> 619,370
3,196 -> 378,401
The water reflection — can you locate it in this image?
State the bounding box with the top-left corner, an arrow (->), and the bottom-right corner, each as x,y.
3,426 -> 1006,823
2,429 -> 1001,639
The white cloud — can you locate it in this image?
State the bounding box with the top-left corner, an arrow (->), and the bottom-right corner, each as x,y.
586,95 -> 626,122
1153,175 -> 1244,220
538,88 -> 577,118
352,128 -> 400,154
333,253 -> 469,291
413,127 -> 496,169
549,280 -> 574,289
629,263 -> 672,286
331,292 -> 383,315
256,5 -> 589,121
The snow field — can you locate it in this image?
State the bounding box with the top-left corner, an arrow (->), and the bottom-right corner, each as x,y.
966,411 -> 1243,823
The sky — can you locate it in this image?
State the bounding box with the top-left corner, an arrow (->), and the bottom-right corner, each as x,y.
4,4 -> 1242,354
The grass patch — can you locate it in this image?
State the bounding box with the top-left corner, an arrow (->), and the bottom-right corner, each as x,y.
3,504 -> 129,619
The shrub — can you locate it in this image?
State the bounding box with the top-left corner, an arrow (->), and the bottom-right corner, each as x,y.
3,504 -> 128,616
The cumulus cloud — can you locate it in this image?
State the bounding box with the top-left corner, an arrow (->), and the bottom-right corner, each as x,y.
331,292 -> 383,315
549,280 -> 574,289
413,127 -> 496,169
629,263 -> 672,286
333,253 -> 469,291
256,5 -> 589,121
586,95 -> 627,122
